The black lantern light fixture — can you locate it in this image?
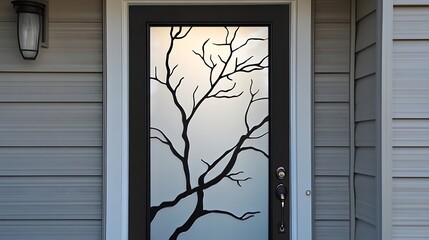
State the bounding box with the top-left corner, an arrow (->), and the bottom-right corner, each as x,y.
11,0 -> 48,60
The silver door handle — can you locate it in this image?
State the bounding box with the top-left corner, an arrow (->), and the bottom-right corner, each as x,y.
276,183 -> 287,233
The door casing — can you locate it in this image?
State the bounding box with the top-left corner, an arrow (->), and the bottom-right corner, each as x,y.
104,0 -> 312,239
129,5 -> 289,239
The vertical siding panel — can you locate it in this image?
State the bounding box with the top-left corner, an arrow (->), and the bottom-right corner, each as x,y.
356,11 -> 377,52
354,1 -> 379,238
355,120 -> 376,147
355,44 -> 376,79
355,174 -> 376,225
355,74 -> 376,122
355,220 -> 377,240
355,147 -> 376,176
356,0 -> 376,21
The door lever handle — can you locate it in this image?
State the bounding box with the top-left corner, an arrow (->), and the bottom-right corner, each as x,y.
276,184 -> 288,233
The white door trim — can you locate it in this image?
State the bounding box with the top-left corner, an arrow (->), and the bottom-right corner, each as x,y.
104,0 -> 312,239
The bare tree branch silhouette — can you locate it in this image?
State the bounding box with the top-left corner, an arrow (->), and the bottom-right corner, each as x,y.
150,26 -> 269,239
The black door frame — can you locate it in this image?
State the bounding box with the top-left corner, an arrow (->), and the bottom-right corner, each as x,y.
129,5 -> 290,239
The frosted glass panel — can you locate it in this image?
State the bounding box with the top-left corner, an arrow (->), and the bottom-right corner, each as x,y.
150,26 -> 269,240
18,13 -> 40,59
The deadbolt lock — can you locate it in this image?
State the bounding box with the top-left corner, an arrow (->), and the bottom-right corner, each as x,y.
276,167 -> 286,180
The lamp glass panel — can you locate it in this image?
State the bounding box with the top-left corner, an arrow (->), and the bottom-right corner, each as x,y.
18,12 -> 40,59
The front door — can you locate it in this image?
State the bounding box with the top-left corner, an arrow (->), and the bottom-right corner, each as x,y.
129,5 -> 290,240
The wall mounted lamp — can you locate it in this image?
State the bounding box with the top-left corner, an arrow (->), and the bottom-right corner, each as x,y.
11,0 -> 48,60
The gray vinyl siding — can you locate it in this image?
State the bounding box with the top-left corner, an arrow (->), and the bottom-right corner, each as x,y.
0,0 -> 102,239
392,4 -> 429,239
313,0 -> 352,239
354,0 -> 378,239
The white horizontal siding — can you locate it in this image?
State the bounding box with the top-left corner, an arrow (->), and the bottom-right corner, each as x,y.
0,220 -> 101,240
394,7 -> 429,39
0,22 -> 102,72
393,86 -> 429,119
0,103 -> 102,146
315,74 -> 350,102
393,41 -> 429,75
0,73 -> 102,102
0,177 -> 101,219
314,176 -> 350,220
393,178 -> 429,226
314,221 -> 350,240
393,0 -> 429,6
392,5 -> 429,240
314,103 -> 350,146
315,23 -> 351,73
0,147 -> 102,176
393,148 -> 429,177
393,40 -> 429,118
393,119 -> 429,147
393,226 -> 429,240
314,147 -> 350,176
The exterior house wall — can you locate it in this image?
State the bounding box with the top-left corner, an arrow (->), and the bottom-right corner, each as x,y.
354,0 -> 379,239
3,0 -> 429,239
313,0 -> 352,239
390,1 -> 429,239
0,0 -> 103,239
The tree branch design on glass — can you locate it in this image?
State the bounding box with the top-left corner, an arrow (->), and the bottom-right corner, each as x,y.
150,26 -> 269,240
